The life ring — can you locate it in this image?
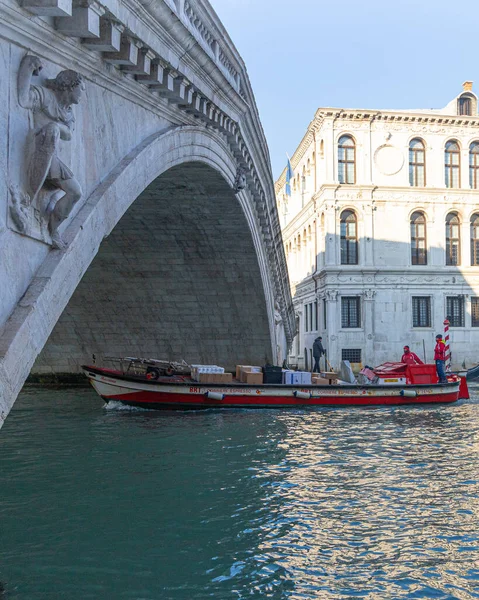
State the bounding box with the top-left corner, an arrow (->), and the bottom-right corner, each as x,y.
165,366 -> 174,376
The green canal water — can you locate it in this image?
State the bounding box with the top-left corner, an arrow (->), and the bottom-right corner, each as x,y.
1,386 -> 479,599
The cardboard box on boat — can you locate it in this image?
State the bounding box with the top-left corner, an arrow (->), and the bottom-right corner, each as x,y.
198,372 -> 233,384
239,366 -> 262,383
244,371 -> 263,385
282,370 -> 294,384
320,371 -> 338,381
312,377 -> 331,385
236,365 -> 251,379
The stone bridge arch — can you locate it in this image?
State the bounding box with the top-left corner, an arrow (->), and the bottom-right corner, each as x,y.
0,0 -> 295,426
33,127 -> 276,372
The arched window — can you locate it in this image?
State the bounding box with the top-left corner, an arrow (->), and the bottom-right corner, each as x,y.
471,214 -> 479,266
470,142 -> 479,189
340,210 -> 358,264
458,94 -> 473,116
338,136 -> 356,184
409,139 -> 425,186
446,212 -> 461,266
445,140 -> 460,188
411,211 -> 427,265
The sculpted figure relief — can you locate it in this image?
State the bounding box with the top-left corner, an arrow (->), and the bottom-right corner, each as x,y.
17,54 -> 85,249
233,167 -> 246,193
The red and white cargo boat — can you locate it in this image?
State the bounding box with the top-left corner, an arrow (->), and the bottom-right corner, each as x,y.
82,359 -> 468,410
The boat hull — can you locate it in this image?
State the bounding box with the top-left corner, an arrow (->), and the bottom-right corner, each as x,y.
82,366 -> 460,409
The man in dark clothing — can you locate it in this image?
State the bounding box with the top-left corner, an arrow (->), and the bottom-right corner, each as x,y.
312,336 -> 325,372
434,334 -> 447,383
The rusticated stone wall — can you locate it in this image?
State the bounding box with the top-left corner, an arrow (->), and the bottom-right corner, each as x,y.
34,163 -> 273,371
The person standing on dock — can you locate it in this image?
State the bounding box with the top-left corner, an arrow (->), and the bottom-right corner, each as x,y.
434,334 -> 447,383
312,336 -> 325,372
401,345 -> 423,365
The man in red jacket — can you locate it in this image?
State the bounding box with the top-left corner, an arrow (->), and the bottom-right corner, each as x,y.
434,334 -> 447,383
401,346 -> 423,365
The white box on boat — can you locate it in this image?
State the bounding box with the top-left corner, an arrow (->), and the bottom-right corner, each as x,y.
191,364 -> 225,381
292,372 -> 302,385
282,370 -> 294,384
301,372 -> 312,385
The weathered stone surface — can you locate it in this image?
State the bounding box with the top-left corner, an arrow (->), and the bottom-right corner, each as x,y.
22,0 -> 71,17
0,0 -> 294,429
34,164 -> 272,371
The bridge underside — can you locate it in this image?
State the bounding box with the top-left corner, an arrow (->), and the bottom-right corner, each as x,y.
33,162 -> 273,374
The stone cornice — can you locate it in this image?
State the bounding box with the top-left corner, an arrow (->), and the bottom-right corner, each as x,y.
315,108 -> 479,127
274,117 -> 323,194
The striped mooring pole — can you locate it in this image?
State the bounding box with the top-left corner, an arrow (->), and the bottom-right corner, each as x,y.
444,318 -> 451,371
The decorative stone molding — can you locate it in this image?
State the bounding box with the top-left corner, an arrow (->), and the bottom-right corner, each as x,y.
374,145 -> 404,176
22,0 -> 72,17
82,17 -> 122,52
325,289 -> 338,302
55,1 -> 104,37
362,289 -> 376,301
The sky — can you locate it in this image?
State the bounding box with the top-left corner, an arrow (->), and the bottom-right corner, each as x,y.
210,0 -> 479,179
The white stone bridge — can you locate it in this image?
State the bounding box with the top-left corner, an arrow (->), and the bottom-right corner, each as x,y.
0,0 -> 295,426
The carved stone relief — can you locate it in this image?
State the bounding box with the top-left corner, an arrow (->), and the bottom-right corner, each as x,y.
325,289 -> 338,302
9,54 -> 85,249
374,145 -> 404,176
233,167 -> 246,193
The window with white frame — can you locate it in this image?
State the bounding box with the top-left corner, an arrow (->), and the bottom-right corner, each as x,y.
409,138 -> 426,187
338,136 -> 356,184
445,140 -> 461,188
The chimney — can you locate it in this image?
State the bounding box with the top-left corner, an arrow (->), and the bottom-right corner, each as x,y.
463,81 -> 473,92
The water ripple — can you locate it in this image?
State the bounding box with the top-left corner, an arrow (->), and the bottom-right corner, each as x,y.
0,387 -> 478,599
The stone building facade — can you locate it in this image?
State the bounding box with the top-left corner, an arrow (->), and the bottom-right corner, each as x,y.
276,83 -> 479,371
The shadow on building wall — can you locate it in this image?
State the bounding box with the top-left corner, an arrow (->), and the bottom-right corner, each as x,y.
287,232 -> 478,371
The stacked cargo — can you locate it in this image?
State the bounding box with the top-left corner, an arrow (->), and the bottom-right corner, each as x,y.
191,365 -> 232,384
282,371 -> 312,385
312,372 -> 339,385
236,365 -> 263,384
